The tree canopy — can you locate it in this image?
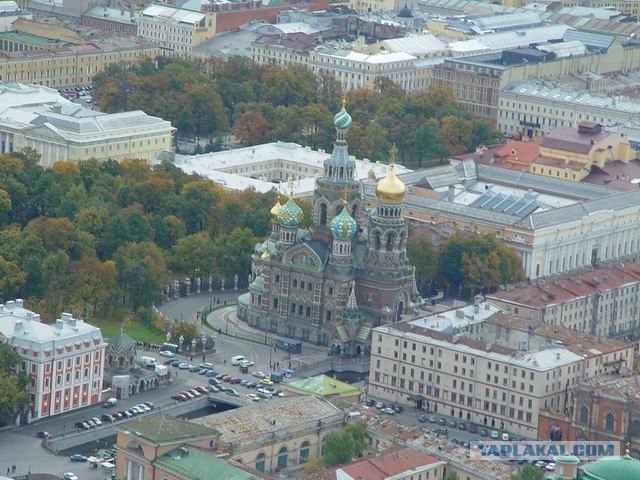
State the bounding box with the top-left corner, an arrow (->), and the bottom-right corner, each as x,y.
0,151 -> 271,322
93,57 -> 501,168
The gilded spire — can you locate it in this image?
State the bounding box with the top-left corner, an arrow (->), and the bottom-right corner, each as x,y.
270,192 -> 282,217
341,97 -> 346,110
375,144 -> 406,202
389,143 -> 398,166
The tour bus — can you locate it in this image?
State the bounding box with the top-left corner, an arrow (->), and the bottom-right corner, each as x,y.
231,355 -> 245,366
162,343 -> 179,353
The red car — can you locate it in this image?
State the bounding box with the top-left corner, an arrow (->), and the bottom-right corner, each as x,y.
195,386 -> 208,394
216,373 -> 226,380
230,378 -> 241,384
180,391 -> 194,399
171,394 -> 187,401
222,375 -> 232,382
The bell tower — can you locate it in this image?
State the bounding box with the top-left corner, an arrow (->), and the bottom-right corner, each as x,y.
312,99 -> 360,241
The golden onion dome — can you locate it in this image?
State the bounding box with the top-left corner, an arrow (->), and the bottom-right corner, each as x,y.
375,163 -> 406,202
375,144 -> 405,202
270,196 -> 282,217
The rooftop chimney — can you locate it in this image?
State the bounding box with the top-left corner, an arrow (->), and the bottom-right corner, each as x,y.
14,319 -> 23,333
15,299 -> 23,308
448,185 -> 455,202
55,319 -> 64,330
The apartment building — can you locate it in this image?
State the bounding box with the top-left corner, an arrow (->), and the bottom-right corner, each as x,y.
368,319 -> 585,438
0,300 -> 105,422
137,5 -> 216,58
0,82 -> 174,166
486,263 -> 640,337
498,80 -> 640,137
0,37 -> 158,87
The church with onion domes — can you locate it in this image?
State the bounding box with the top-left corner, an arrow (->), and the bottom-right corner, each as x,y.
237,102 -> 421,357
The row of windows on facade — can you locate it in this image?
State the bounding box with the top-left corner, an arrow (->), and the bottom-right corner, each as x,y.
500,100 -> 617,124
22,351 -> 101,373
576,405 -> 640,434
383,335 -> 581,379
371,375 -> 537,424
45,366 -> 101,388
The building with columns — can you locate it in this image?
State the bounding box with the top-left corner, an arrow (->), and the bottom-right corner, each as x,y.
0,299 -> 105,422
377,160 -> 640,280
237,103 -> 420,352
0,82 -> 174,166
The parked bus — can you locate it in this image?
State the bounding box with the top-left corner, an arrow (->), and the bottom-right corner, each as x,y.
161,343 -> 179,353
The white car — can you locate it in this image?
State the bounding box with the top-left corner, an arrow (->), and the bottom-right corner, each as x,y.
240,360 -> 255,367
501,433 -> 509,441
189,389 -> 202,397
178,363 -> 190,369
252,371 -> 266,378
490,431 -> 499,439
246,393 -> 260,402
159,350 -> 174,358
63,473 -> 79,480
545,463 -> 556,472
91,417 -> 102,426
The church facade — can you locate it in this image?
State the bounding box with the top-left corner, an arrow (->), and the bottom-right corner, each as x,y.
237,104 -> 420,356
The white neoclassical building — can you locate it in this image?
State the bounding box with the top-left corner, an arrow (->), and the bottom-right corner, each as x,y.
365,161 -> 640,280
0,82 -> 174,166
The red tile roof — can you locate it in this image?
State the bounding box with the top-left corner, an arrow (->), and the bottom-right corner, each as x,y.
339,448 -> 440,480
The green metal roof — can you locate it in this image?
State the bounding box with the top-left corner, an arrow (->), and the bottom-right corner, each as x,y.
285,374 -> 360,398
0,31 -> 64,46
154,445 -> 259,480
118,414 -> 217,444
582,455 -> 640,480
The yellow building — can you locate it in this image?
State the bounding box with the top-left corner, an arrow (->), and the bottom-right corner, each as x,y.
530,122 -> 635,181
0,37 -> 159,87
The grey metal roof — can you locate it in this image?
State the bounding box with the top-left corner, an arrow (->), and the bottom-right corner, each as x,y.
517,190 -> 640,229
476,164 -> 612,200
470,189 -> 540,217
564,29 -> 615,50
421,164 -> 461,189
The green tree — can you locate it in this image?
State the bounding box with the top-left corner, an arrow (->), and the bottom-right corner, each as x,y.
0,256 -> 26,299
170,233 -> 216,276
406,236 -> 439,294
169,320 -> 198,347
114,241 -> 168,310
345,420 -> 368,456
213,228 -> 255,286
511,464 -> 544,480
322,431 -> 356,466
444,470 -> 460,480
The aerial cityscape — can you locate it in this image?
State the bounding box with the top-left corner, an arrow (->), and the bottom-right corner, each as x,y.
1,0 -> 640,478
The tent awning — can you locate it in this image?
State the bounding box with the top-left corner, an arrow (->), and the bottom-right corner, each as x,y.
407,394 -> 426,401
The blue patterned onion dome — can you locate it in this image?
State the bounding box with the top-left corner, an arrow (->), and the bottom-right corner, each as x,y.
331,206 -> 357,238
333,104 -> 352,130
278,197 -> 304,227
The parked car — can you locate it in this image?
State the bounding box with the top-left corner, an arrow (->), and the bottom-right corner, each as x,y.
448,420 -> 457,428
195,385 -> 208,394
469,424 -> 478,433
81,422 -> 91,430
189,389 -> 202,397
159,350 -> 174,358
101,414 -> 114,423
178,363 -> 190,369
91,417 -> 102,426
428,416 -> 438,423
199,362 -> 213,369
252,371 -> 266,378
393,405 -> 404,413
169,359 -> 180,367
480,429 -> 488,437
246,382 -> 257,389
545,463 -> 556,472
189,365 -> 200,372
216,373 -> 227,379
490,431 -> 499,439
226,388 -> 240,397
69,454 -> 87,462
380,407 -> 395,415
501,433 -> 509,441
205,370 -> 218,377
112,412 -> 123,420
418,415 -> 428,423
86,420 -> 96,428
208,386 -> 219,393
222,375 -> 232,382
63,473 -> 79,480
36,431 -> 48,438
181,391 -> 194,399
172,394 -> 187,401
438,418 -> 446,425
240,379 -> 250,386
209,378 -> 221,386
230,377 -> 241,384
458,423 -> 466,431
365,399 -> 375,407
534,461 -> 547,469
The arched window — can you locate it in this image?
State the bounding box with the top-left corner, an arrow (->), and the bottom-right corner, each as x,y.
386,232 -> 396,252
300,440 -> 310,464
335,204 -> 343,216
399,231 -> 407,251
257,294 -> 262,305
320,203 -> 328,226
277,446 -> 288,469
579,406 -> 589,424
631,419 -> 640,437
339,166 -> 344,179
375,232 -> 382,250
351,204 -> 357,219
605,411 -> 615,431
328,166 -> 333,177
255,452 -> 266,472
